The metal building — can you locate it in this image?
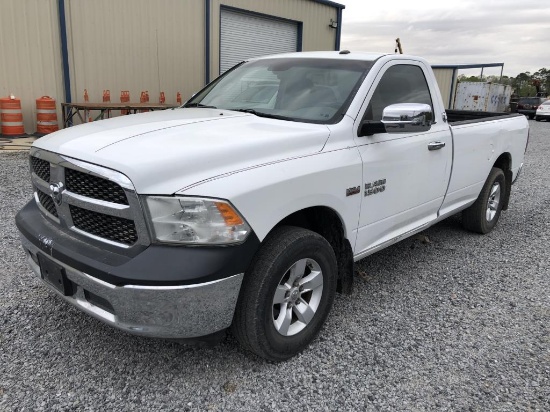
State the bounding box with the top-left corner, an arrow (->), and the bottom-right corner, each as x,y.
0,0 -> 344,133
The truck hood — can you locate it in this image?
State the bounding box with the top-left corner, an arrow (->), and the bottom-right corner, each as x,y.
34,108 -> 330,194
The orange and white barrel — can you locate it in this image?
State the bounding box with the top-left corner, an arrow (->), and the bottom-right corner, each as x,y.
0,95 -> 25,136
120,91 -> 130,115
36,96 -> 58,134
140,90 -> 149,113
103,90 -> 111,118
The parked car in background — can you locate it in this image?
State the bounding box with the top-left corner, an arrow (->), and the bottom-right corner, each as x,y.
535,100 -> 550,121
517,97 -> 546,119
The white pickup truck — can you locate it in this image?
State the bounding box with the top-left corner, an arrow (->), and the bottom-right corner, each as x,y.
16,51 -> 529,361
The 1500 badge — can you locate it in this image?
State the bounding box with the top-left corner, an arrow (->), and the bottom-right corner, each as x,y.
365,179 -> 386,196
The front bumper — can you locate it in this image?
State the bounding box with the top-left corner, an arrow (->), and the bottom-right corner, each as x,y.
16,199 -> 260,339
20,233 -> 244,338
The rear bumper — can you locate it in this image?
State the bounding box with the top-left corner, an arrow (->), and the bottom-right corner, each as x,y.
19,232 -> 244,338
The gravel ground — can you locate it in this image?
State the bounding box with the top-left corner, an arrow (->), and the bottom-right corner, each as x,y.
1,121 -> 549,411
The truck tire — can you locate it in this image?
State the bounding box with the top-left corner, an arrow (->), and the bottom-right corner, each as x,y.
232,226 -> 337,361
462,167 -> 505,234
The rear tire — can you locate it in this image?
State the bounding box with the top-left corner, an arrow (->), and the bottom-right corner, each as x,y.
462,167 -> 506,234
529,114 -> 535,120
232,226 -> 337,361
535,116 -> 541,121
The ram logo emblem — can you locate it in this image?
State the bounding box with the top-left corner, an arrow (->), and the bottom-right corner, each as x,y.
346,186 -> 360,197
49,182 -> 64,206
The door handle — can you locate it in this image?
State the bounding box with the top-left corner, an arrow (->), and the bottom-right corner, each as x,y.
428,141 -> 445,151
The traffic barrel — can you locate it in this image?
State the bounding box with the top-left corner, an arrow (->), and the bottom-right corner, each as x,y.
103,90 -> 111,118
0,95 -> 25,136
140,91 -> 149,112
120,91 -> 130,115
83,89 -> 92,122
36,96 -> 59,134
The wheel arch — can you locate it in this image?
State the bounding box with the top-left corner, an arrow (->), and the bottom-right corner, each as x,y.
268,206 -> 354,295
493,152 -> 512,210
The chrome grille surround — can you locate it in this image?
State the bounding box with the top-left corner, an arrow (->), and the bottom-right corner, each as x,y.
29,148 -> 150,249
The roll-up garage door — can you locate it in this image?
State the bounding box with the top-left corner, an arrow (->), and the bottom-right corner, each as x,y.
220,9 -> 299,74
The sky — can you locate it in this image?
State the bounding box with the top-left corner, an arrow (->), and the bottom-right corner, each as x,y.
339,0 -> 550,77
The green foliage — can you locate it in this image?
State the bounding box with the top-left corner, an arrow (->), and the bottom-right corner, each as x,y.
457,74 -> 483,82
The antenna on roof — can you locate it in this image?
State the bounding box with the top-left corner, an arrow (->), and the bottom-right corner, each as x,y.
395,38 -> 403,54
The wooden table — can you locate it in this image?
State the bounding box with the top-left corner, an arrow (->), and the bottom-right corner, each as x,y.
61,102 -> 180,127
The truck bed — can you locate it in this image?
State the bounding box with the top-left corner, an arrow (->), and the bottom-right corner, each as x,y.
446,110 -> 523,125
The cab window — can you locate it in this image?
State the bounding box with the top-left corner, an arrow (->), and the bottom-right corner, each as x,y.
364,64 -> 433,122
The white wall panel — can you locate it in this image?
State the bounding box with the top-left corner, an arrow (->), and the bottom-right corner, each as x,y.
0,0 -> 64,134
65,0 -> 205,109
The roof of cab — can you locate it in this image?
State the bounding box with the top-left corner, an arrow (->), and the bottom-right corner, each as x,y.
251,51 -> 388,62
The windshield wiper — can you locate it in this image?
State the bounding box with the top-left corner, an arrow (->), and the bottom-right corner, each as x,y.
184,103 -> 218,109
231,108 -> 288,120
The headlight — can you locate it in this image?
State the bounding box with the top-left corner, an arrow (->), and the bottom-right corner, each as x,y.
144,196 -> 251,245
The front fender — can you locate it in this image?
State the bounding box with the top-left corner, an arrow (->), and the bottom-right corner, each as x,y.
179,148 -> 363,246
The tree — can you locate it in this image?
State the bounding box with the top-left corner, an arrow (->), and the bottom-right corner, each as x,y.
457,74 -> 482,82
511,72 -> 536,97
532,68 -> 550,96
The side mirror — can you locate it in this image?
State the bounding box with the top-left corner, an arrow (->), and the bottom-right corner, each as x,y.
358,121 -> 386,137
381,103 -> 433,133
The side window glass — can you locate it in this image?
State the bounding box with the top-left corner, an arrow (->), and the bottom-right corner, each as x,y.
364,65 -> 433,122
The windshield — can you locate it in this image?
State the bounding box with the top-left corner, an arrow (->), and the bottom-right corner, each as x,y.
185,58 -> 373,124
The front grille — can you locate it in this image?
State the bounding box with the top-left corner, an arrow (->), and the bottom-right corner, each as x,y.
70,205 -> 137,245
36,189 -> 58,218
31,157 -> 50,182
30,152 -> 144,248
66,168 -> 129,205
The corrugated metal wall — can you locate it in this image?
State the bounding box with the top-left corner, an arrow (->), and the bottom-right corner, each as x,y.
209,0 -> 337,78
0,0 -> 64,134
65,0 -> 205,107
0,0 -> 339,133
433,68 -> 457,109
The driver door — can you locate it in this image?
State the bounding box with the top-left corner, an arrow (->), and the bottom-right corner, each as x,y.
353,62 -> 452,255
